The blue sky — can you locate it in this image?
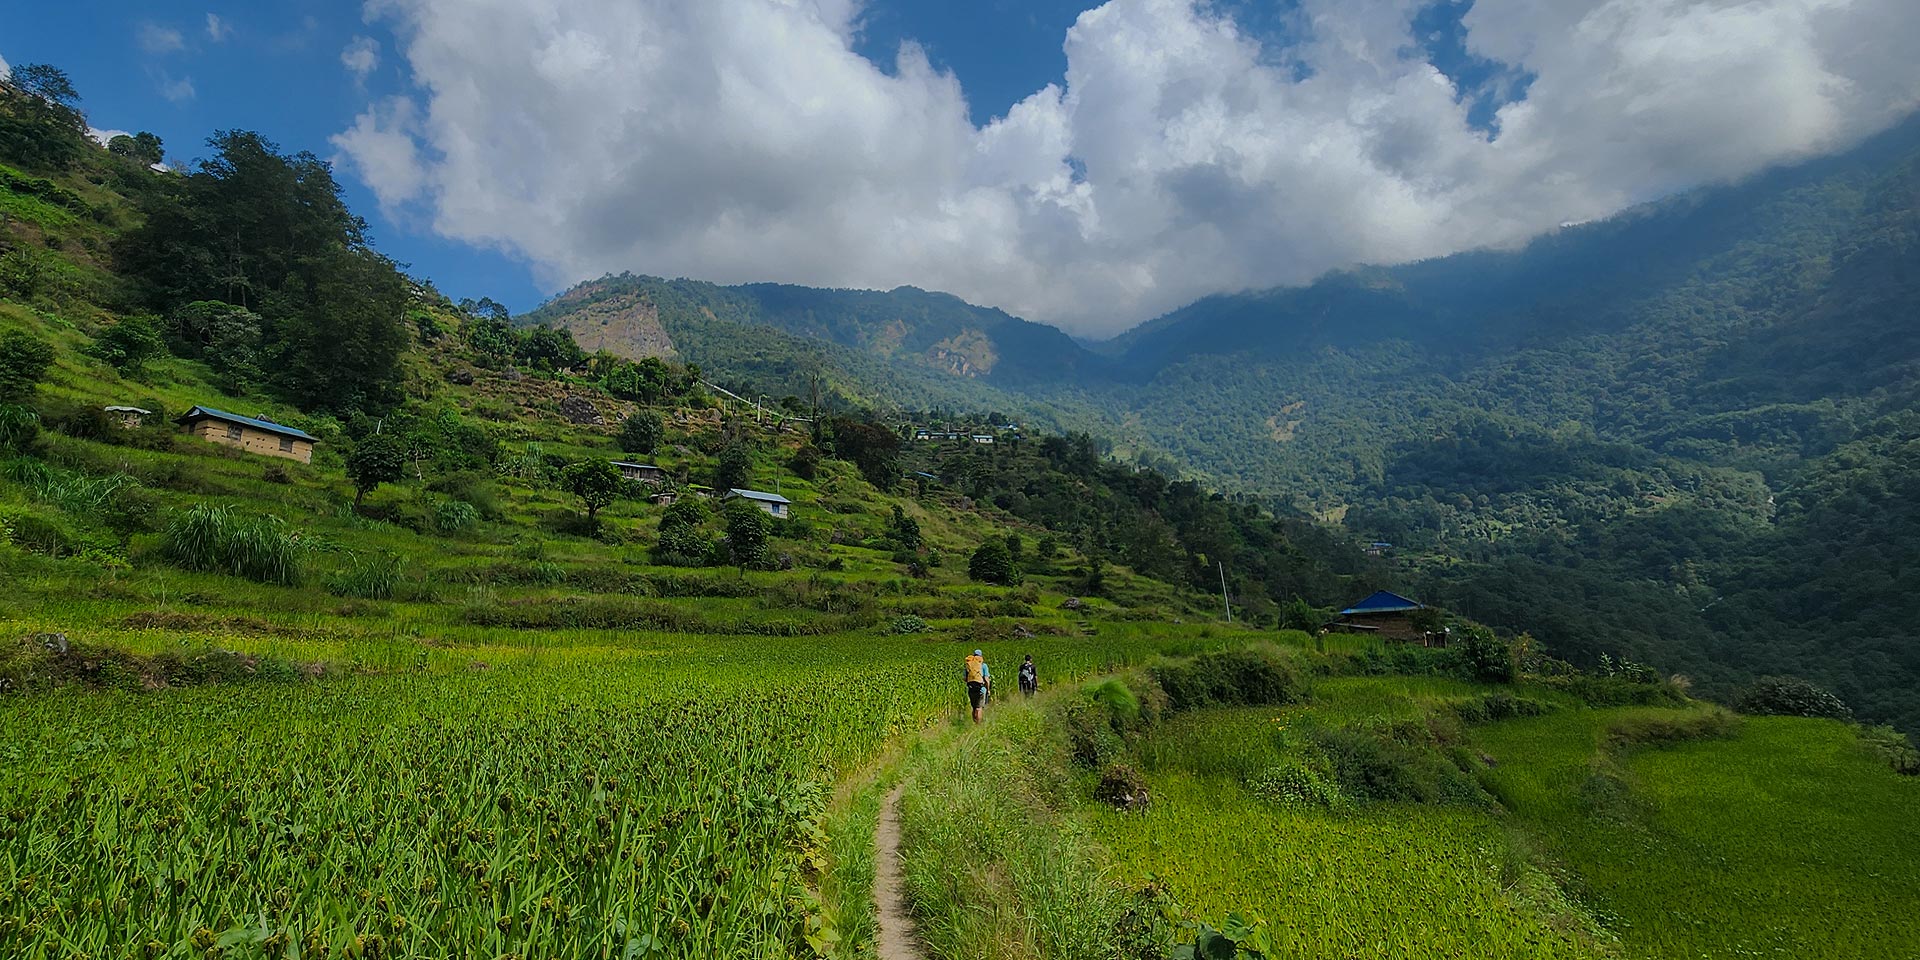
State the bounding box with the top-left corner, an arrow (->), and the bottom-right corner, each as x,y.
4,0 -> 1119,314
6,1 -> 1914,335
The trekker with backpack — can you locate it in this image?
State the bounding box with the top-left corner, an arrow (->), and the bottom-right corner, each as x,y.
963,649 -> 991,723
1018,655 -> 1038,697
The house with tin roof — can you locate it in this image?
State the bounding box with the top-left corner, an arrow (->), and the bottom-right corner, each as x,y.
1326,590 -> 1444,645
176,406 -> 316,463
720,488 -> 792,519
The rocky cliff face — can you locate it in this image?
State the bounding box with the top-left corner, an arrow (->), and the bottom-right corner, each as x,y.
548,292 -> 678,360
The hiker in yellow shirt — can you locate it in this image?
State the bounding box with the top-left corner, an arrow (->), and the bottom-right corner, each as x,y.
963,649 -> 991,723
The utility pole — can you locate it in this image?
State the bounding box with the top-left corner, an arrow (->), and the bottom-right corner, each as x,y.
1218,561 -> 1232,623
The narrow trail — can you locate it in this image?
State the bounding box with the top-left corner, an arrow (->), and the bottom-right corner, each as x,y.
873,784 -> 925,960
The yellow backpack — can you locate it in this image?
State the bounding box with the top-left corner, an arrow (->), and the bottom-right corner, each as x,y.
964,654 -> 985,684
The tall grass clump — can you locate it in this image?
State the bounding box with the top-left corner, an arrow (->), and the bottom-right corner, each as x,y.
160,503 -> 304,585
325,553 -> 405,599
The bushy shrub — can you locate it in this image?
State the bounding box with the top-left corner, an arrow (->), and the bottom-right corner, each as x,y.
98,484 -> 162,538
1149,646 -> 1299,712
2,510 -> 103,558
1859,725 -> 1920,776
1735,676 -> 1853,720
1535,673 -> 1687,708
1250,762 -> 1343,808
617,410 -> 663,455
888,614 -> 928,635
1604,709 -> 1741,750
967,537 -> 1021,585
0,404 -> 40,453
433,498 -> 480,533
160,504 -> 304,585
1306,723 -> 1483,805
84,315 -> 166,374
1095,762 -> 1151,811
1453,626 -> 1515,683
428,470 -> 503,519
1450,692 -> 1554,724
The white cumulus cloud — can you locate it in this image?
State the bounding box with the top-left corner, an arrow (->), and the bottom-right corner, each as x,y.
159,73 -> 196,102
336,0 -> 1920,335
139,23 -> 187,54
341,36 -> 381,82
207,13 -> 231,43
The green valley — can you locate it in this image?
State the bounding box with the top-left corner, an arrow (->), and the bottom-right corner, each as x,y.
2,50 -> 1917,960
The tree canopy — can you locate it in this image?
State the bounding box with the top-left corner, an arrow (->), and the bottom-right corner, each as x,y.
115,130 -> 408,415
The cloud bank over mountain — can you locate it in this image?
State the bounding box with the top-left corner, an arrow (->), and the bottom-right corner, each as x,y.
335,0 -> 1920,336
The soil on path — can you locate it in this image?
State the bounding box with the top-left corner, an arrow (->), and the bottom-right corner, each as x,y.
873,785 -> 925,960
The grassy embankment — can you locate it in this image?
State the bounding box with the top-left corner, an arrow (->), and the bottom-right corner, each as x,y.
878,640 -> 1920,960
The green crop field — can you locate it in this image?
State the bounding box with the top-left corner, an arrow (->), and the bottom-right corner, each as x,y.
6,88 -> 1920,960
0,627 -> 1224,959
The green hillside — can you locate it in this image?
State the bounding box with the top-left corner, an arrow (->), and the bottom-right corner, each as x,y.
3,61 -> 1917,960
518,117 -> 1920,732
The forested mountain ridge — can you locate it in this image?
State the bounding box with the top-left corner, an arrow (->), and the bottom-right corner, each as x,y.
516,116 -> 1920,730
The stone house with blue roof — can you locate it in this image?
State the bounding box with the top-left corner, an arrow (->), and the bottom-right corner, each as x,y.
176,406 -> 317,463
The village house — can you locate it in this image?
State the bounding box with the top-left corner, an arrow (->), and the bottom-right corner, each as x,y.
912,429 -> 932,441
970,434 -> 995,445
103,405 -> 150,429
612,461 -> 667,485
721,488 -> 792,519
1325,590 -> 1445,645
176,406 -> 316,463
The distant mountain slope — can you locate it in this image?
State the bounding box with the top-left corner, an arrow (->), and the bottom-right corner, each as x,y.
512,116 -> 1920,730
524,273 -> 1109,396
1096,114 -> 1920,730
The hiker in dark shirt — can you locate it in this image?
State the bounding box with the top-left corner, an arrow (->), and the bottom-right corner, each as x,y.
1018,654 -> 1037,697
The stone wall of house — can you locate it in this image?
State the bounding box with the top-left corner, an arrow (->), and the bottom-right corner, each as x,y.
185,420 -> 314,463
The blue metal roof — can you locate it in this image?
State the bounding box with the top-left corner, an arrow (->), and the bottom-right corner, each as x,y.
611,461 -> 662,470
723,488 -> 791,504
1339,590 -> 1425,616
176,406 -> 316,441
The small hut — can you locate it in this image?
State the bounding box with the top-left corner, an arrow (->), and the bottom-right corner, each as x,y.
103,406 -> 151,429
612,461 -> 667,485
1326,591 -> 1440,644
720,488 -> 792,519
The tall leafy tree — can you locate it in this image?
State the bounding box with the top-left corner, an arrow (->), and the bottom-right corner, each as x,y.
563,458 -> 624,525
0,63 -> 89,170
618,410 -> 664,455
0,332 -> 55,403
115,130 -> 407,415
346,433 -> 405,510
828,415 -> 900,488
85,316 -> 166,375
714,442 -> 752,492
968,537 -> 1021,586
107,131 -> 164,167
724,501 -> 771,571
